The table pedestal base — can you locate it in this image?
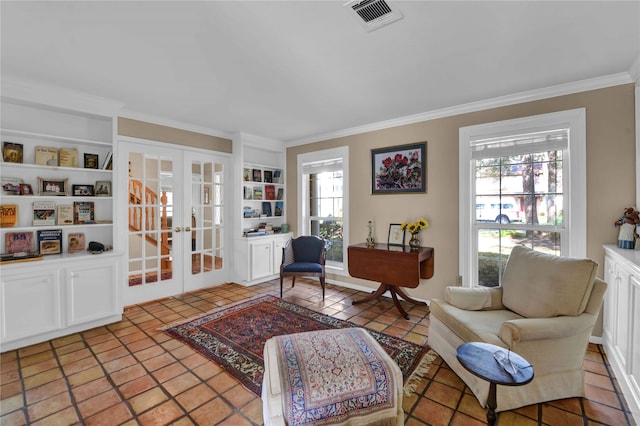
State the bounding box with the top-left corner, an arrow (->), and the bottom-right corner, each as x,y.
352,283 -> 428,319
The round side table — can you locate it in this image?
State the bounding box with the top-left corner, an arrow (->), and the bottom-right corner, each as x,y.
456,342 -> 534,426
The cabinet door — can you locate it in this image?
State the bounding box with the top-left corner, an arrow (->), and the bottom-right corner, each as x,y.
0,270 -> 62,342
250,241 -> 272,280
65,259 -> 119,326
273,236 -> 290,276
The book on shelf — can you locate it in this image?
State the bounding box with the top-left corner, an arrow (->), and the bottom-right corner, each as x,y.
243,186 -> 252,200
33,201 -> 56,226
273,169 -> 282,184
74,201 -> 95,224
37,229 -> 62,255
265,184 -> 276,200
102,152 -> 113,170
243,168 -> 251,181
3,142 -> 23,163
67,232 -> 86,253
57,205 -> 74,225
59,148 -> 79,167
253,187 -> 263,200
35,146 -> 58,166
275,201 -> 283,217
5,231 -> 34,254
1,204 -> 18,228
262,202 -> 272,217
276,188 -> 284,200
243,208 -> 256,218
252,169 -> 262,182
263,170 -> 273,183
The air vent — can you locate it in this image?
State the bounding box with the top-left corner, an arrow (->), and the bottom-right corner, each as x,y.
345,0 -> 403,32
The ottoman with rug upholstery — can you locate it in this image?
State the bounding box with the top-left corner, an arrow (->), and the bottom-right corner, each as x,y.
262,328 -> 404,426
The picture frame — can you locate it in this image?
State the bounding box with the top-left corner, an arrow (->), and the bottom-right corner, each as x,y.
371,142 -> 427,194
3,142 -> 23,163
19,183 -> 33,195
38,178 -> 68,196
94,180 -> 111,197
2,177 -> 22,195
84,153 -> 99,169
388,223 -> 405,247
72,184 -> 94,196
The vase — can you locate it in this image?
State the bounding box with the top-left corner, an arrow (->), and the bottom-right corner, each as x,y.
409,233 -> 421,250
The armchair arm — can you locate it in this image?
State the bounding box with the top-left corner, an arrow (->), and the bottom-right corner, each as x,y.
500,313 -> 597,345
444,286 -> 504,311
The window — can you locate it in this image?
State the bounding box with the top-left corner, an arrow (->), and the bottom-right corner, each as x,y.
459,109 -> 586,287
298,147 -> 349,272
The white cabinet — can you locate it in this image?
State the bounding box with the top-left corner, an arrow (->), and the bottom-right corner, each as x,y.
603,245 -> 640,424
250,240 -> 273,281
0,254 -> 122,351
0,268 -> 62,342
65,257 -> 119,326
234,233 -> 292,285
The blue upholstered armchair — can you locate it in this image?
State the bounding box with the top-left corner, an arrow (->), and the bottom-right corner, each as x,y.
280,236 -> 326,299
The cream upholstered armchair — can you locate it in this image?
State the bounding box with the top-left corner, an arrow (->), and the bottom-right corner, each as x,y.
429,245 -> 607,412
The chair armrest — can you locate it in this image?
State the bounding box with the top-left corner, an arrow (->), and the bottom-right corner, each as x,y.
500,313 -> 597,345
444,286 -> 504,311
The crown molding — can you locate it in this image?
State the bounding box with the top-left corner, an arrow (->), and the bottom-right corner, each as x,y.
118,109 -> 233,140
286,72 -> 634,147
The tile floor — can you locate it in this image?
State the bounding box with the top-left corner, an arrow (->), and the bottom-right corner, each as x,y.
0,280 -> 636,426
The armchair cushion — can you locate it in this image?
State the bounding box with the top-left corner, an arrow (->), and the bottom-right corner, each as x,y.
501,245 -> 598,318
282,262 -> 323,273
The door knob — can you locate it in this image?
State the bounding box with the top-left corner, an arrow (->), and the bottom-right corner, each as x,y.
185,227 -> 191,232
175,227 -> 182,232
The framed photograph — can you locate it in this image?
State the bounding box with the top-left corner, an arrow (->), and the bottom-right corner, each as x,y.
38,178 -> 68,196
2,177 -> 22,195
3,142 -> 23,163
95,180 -> 111,197
84,153 -> 99,169
68,232 -> 86,253
388,223 -> 405,247
72,184 -> 94,196
371,142 -> 427,194
19,183 -> 33,195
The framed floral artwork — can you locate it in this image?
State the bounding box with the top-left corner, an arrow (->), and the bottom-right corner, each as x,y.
371,142 -> 426,194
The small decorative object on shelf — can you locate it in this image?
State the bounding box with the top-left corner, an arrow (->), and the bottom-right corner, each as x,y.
19,184 -> 33,195
3,142 -> 23,163
38,177 -> 68,196
366,220 -> 375,247
72,184 -> 94,196
84,153 -> 99,169
68,232 -> 86,253
2,177 -> 22,195
401,217 -> 429,251
614,207 -> 640,249
95,180 -> 111,197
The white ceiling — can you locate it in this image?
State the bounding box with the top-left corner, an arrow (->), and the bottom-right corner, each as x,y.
2,1 -> 639,144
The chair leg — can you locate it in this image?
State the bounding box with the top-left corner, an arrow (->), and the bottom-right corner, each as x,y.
291,277 -> 296,288
320,277 -> 325,300
280,276 -> 283,298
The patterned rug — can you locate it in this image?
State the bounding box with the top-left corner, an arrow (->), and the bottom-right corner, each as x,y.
164,294 -> 435,397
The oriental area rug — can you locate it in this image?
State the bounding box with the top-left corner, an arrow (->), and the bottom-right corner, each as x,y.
163,294 -> 436,397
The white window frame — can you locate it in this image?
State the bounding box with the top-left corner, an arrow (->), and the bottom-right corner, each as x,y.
459,108 -> 586,287
297,146 -> 349,275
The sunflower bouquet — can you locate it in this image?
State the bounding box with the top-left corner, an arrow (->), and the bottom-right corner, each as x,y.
400,218 -> 429,235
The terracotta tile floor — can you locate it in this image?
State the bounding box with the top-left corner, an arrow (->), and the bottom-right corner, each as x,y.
1,280 -> 636,425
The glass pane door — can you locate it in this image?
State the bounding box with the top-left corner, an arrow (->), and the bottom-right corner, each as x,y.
123,144 -> 183,305
184,152 -> 227,291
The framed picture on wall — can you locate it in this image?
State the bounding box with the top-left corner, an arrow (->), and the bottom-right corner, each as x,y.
371,142 -> 427,194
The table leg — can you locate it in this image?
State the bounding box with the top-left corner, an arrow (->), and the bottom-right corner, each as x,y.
389,288 -> 410,320
394,287 -> 428,306
486,382 -> 497,426
352,283 -> 390,305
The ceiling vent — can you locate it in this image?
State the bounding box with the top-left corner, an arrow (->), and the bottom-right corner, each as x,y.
345,0 -> 404,32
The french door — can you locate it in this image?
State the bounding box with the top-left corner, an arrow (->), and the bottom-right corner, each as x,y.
120,139 -> 229,305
